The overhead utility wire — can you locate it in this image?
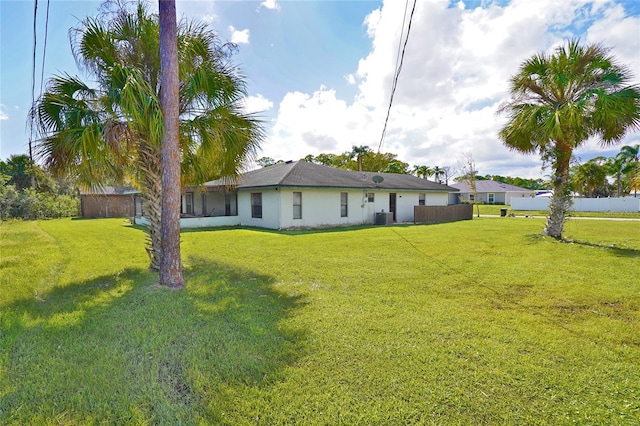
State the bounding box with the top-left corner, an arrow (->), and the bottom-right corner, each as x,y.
39,0 -> 51,95
29,0 -> 51,164
377,0 -> 417,153
30,0 -> 38,162
392,0 -> 410,88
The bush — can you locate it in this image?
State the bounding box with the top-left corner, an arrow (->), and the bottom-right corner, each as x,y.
0,186 -> 79,220
0,182 -> 19,220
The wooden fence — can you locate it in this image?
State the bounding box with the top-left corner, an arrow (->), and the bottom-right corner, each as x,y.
414,204 -> 473,224
80,194 -> 135,218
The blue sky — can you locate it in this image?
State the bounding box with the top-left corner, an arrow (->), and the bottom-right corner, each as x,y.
1,0 -> 639,179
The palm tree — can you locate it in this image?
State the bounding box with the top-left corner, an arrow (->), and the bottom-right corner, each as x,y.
32,2 -> 263,270
350,145 -> 371,171
412,165 -> 433,180
571,158 -> 608,198
499,40 -> 640,239
432,166 -> 444,183
606,156 -> 627,197
616,144 -> 640,197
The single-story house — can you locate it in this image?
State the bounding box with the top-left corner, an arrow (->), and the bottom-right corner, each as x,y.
152,160 -> 460,229
449,180 -> 535,205
80,186 -> 140,218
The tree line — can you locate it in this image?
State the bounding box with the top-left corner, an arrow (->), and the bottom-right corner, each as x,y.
569,144 -> 639,198
0,155 -> 78,220
257,145 -> 460,183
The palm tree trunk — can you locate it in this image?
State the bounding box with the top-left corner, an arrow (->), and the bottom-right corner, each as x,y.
544,150 -> 572,239
159,0 -> 184,288
139,143 -> 163,271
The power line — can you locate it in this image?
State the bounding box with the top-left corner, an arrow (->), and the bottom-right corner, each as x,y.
392,0 -> 410,89
30,0 -> 38,162
39,0 -> 51,96
377,0 -> 417,154
29,0 -> 51,164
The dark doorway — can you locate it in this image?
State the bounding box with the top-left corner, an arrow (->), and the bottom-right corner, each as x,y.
389,193 -> 396,222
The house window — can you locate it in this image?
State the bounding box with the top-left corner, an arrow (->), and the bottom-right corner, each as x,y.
293,192 -> 302,219
488,193 -> 495,204
469,194 -> 475,201
185,192 -> 194,215
418,193 -> 425,206
367,192 -> 374,203
340,192 -> 348,217
251,193 -> 262,218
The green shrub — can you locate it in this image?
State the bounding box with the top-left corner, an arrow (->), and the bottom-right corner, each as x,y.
0,186 -> 79,220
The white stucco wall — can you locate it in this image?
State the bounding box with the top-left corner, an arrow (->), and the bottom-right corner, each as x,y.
276,189 -> 451,228
395,192 -> 449,222
174,187 -> 455,229
277,189 -> 378,229
135,215 -> 240,228
238,188 -> 281,229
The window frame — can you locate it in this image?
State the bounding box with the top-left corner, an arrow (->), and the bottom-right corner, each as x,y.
366,192 -> 374,203
488,193 -> 495,204
293,191 -> 302,219
340,192 -> 348,217
251,193 -> 263,219
418,193 -> 426,206
185,192 -> 194,215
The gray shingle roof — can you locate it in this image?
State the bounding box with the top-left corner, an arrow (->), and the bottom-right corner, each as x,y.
79,185 -> 139,195
205,161 -> 459,192
450,180 -> 533,193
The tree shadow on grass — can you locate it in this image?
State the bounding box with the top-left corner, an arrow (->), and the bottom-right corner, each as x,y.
524,233 -> 640,258
178,223 -> 418,237
1,262 -> 304,424
562,238 -> 640,258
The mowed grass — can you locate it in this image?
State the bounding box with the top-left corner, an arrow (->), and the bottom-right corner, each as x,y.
1,217 -> 639,424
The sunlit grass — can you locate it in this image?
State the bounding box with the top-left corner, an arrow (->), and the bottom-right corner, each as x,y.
1,218 -> 639,424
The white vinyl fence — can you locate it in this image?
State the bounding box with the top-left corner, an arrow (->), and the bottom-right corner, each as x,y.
511,197 -> 640,212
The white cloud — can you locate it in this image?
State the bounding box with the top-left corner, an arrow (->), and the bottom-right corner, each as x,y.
0,104 -> 8,120
259,0 -> 640,178
586,3 -> 640,75
259,0 -> 280,11
243,94 -> 273,115
229,26 -> 250,44
176,1 -> 216,25
268,87 -> 382,161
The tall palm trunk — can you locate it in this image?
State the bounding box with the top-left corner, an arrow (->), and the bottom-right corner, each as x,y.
159,0 -> 184,288
544,148 -> 572,239
139,143 -> 163,271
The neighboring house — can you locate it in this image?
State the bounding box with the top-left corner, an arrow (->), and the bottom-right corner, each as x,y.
80,186 -> 140,218
162,160 -> 459,230
449,180 -> 535,205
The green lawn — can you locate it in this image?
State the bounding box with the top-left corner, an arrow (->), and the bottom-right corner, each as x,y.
1,218 -> 639,424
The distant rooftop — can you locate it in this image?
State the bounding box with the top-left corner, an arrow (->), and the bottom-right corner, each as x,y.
79,185 -> 139,195
450,180 -> 534,193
